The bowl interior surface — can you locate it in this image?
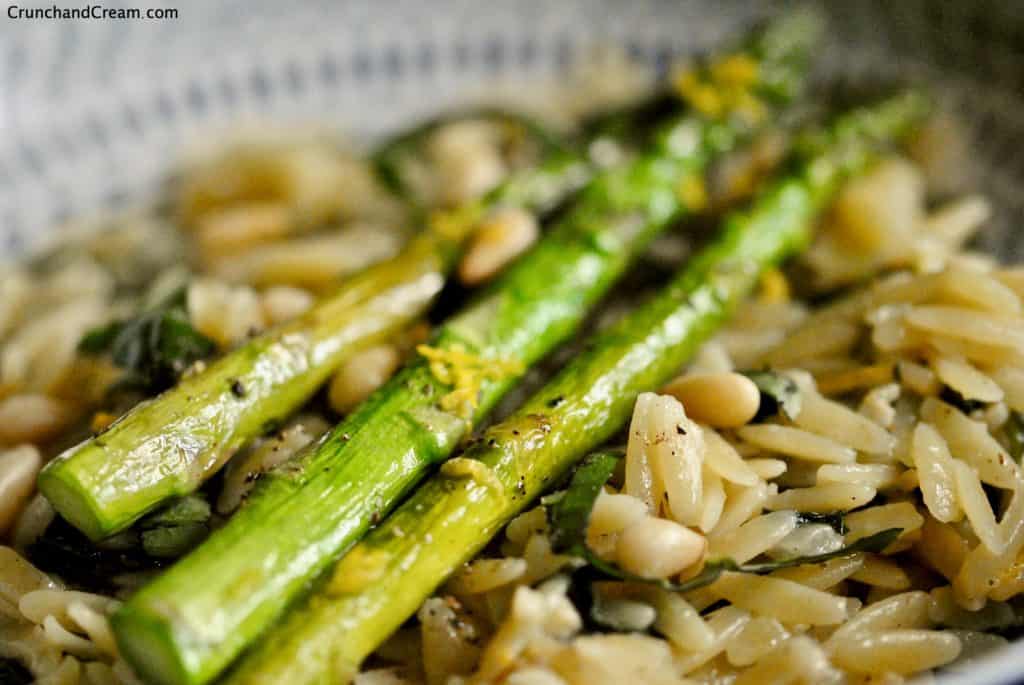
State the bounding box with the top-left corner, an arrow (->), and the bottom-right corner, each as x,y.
2,0 -> 1023,261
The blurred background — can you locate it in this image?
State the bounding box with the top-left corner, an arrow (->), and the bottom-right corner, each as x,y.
1,0 -> 1023,259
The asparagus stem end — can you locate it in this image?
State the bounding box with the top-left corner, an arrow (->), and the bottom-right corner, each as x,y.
36,462 -> 108,542
111,605 -> 189,685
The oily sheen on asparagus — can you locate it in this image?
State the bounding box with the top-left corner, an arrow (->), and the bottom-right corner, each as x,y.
37,125 -> 591,542
222,91 -> 930,685
112,15 -> 822,685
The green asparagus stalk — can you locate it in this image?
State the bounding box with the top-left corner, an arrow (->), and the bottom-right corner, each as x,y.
38,137 -> 591,543
111,16 -> 822,685
222,91 -> 930,685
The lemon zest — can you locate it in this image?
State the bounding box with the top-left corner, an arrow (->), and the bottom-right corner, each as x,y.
441,457 -> 505,495
733,90 -> 768,125
671,52 -> 765,124
675,173 -> 709,212
710,54 -> 760,88
326,546 -> 391,596
90,412 -> 118,434
671,67 -> 723,118
417,343 -> 524,418
757,268 -> 791,303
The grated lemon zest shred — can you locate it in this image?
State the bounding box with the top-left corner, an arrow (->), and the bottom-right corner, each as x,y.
417,343 -> 524,418
90,412 -> 118,433
671,68 -> 723,118
710,54 -> 760,88
675,173 -> 709,212
671,51 -> 765,124
441,457 -> 505,495
326,546 -> 391,596
758,268 -> 791,303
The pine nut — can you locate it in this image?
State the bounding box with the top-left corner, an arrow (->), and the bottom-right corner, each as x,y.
458,208 -> 539,286
588,491 -> 648,538
662,372 -> 760,428
0,395 -> 73,446
188,279 -> 266,348
328,345 -> 401,414
431,121 -> 507,205
261,286 -> 314,324
443,151 -> 506,206
615,516 -> 706,579
0,445 -> 42,534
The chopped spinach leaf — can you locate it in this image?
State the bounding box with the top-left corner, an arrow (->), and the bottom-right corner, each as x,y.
27,495 -> 213,588
138,494 -> 212,558
79,287 -> 215,395
742,370 -> 802,421
796,511 -> 848,534
581,93 -> 683,149
141,524 -> 210,558
139,494 -> 211,529
26,518 -> 162,593
733,530 -> 903,572
549,450 -> 622,553
940,386 -> 986,414
0,659 -> 32,685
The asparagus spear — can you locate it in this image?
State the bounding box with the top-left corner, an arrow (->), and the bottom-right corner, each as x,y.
223,91 -> 930,685
38,135 -> 591,543
112,17 -> 821,685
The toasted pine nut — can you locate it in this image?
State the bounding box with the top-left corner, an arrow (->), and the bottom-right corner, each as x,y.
431,120 -> 507,205
0,394 -> 73,446
188,279 -> 266,348
261,286 -> 315,324
662,372 -> 760,428
0,445 -> 42,533
758,269 -> 790,303
458,208 -> 539,286
616,516 -> 706,579
328,345 -> 401,414
588,491 -> 648,539
442,151 -> 507,206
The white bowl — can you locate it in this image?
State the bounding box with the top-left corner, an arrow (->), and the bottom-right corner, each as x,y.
3,1 -> 1024,681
